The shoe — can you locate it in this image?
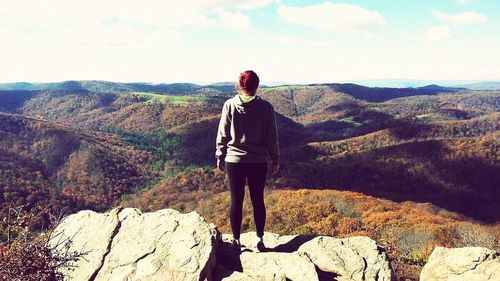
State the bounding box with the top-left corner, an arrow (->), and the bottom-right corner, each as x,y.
231,238 -> 241,249
255,237 -> 266,252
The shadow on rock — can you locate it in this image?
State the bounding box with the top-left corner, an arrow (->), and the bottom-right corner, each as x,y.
266,235 -> 316,253
213,239 -> 244,280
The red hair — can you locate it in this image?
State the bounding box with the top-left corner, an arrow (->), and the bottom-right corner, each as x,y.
238,70 -> 260,95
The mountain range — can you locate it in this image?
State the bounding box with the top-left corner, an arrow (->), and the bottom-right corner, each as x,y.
0,80 -> 498,280
2,80 -> 500,91
341,79 -> 500,89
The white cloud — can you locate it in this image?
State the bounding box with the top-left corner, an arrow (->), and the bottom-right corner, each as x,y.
1,0 -> 499,84
366,33 -> 383,40
4,23 -> 183,51
0,0 -> 273,53
244,31 -> 298,45
0,0 -> 216,28
278,2 -> 386,32
456,0 -> 477,5
403,35 -> 417,41
424,25 -> 454,41
0,0 -> 271,30
218,10 -> 251,30
0,0 -> 278,46
404,25 -> 454,42
432,9 -> 488,25
196,0 -> 277,11
274,35 -> 297,43
309,40 -> 337,48
0,26 -> 29,46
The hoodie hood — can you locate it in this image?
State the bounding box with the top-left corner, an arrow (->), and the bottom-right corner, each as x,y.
232,95 -> 263,114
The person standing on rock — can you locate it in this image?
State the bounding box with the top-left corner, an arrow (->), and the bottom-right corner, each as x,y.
215,70 -> 280,252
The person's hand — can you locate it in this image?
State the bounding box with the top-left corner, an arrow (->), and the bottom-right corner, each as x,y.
271,164 -> 280,175
217,159 -> 225,172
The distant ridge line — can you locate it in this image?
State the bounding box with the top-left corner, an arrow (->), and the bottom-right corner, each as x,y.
0,79 -> 484,91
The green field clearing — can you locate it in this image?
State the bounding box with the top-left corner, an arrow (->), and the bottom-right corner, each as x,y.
130,92 -> 207,105
339,116 -> 363,126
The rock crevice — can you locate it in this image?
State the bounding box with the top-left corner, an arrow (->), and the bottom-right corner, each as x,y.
88,206 -> 123,281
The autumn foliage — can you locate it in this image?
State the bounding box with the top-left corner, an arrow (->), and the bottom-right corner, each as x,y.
0,206 -> 79,281
0,85 -> 498,280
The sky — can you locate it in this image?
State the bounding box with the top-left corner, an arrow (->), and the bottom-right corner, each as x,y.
1,0 -> 499,84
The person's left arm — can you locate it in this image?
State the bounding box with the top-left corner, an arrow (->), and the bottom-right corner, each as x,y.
266,104 -> 280,174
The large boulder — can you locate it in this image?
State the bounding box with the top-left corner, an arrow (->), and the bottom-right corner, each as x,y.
48,207 -> 217,281
216,232 -> 393,281
298,236 -> 393,281
420,246 -> 500,281
238,251 -> 318,280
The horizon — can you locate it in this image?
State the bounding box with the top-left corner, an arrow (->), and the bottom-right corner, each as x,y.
2,78 -> 500,89
1,0 -> 500,83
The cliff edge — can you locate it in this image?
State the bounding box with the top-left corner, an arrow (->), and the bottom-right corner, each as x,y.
48,207 -> 498,281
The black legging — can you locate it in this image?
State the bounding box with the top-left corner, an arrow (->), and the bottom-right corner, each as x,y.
226,162 -> 267,239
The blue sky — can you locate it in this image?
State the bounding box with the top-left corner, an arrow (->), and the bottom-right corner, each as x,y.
1,0 -> 499,84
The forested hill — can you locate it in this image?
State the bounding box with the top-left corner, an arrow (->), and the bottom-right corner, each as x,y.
0,81 -> 235,95
0,112 -> 154,225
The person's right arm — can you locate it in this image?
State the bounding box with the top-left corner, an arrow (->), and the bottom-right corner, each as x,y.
215,101 -> 231,171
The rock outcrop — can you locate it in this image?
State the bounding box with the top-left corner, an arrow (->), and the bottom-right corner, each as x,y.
420,246 -> 500,281
215,232 -> 392,281
49,207 -> 393,281
298,236 -> 392,281
48,207 -> 217,281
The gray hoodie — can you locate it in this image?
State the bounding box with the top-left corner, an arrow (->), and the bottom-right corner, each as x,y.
216,95 -> 280,164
